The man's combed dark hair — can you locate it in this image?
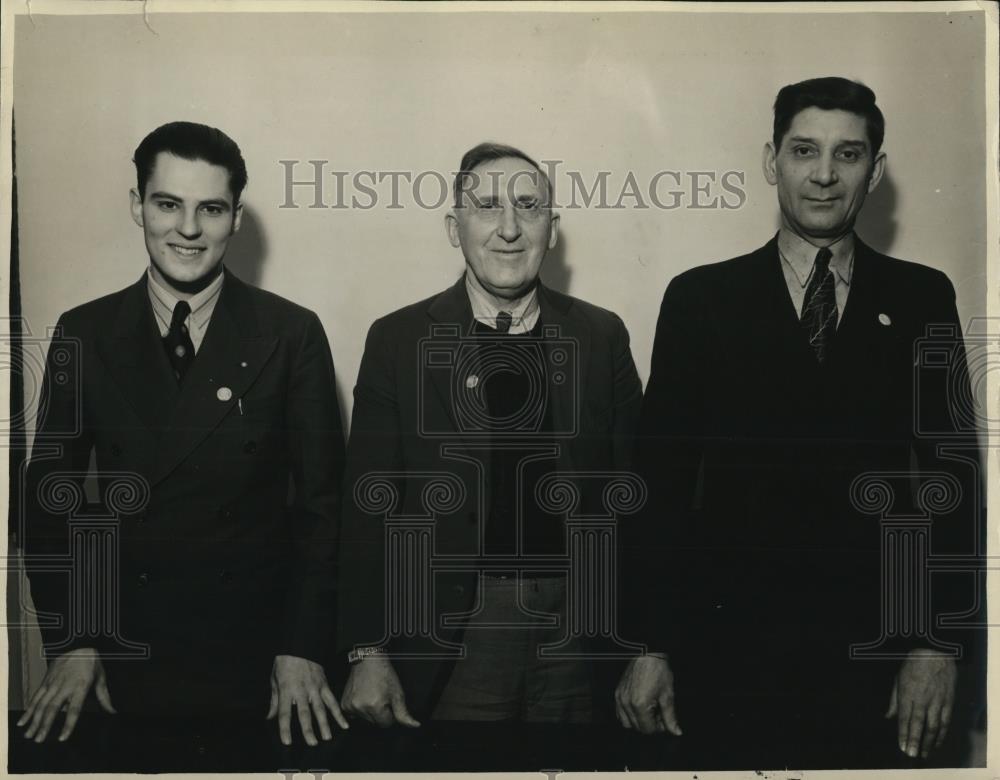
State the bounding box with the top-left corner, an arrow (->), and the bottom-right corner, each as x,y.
133,121 -> 248,202
773,77 -> 885,154
454,142 -> 552,207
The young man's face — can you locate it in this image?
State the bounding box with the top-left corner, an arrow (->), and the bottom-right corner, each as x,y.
446,156 -> 558,303
130,152 -> 242,292
764,107 -> 885,242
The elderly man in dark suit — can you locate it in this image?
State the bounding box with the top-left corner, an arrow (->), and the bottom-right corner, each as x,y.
337,143 -> 669,744
19,122 -> 347,751
627,77 -> 980,768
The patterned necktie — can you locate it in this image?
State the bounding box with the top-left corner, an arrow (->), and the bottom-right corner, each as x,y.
800,247 -> 837,363
163,300 -> 195,383
495,311 -> 513,334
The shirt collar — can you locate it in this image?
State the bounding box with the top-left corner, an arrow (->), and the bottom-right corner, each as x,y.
464,271 -> 540,334
777,229 -> 855,289
147,266 -> 225,333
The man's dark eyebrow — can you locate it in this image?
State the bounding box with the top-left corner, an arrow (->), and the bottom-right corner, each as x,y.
147,191 -> 232,208
198,198 -> 232,209
786,136 -> 869,150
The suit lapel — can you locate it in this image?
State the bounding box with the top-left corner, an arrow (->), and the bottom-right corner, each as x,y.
747,235 -> 897,377
423,278 -> 583,452
827,238 -> 890,371
750,237 -> 823,372
422,277 -> 496,518
421,277 -> 586,540
750,235 -> 896,406
425,276 -> 477,439
96,275 -> 180,439
150,272 -> 277,486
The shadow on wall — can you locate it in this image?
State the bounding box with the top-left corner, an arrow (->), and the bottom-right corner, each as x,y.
540,231 -> 572,295
769,171 -> 899,254
855,170 -> 898,254
226,205 -> 268,287
222,206 -> 353,437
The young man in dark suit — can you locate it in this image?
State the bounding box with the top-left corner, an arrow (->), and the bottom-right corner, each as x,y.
337,143 -> 669,756
628,77 -> 980,768
19,122 -> 347,753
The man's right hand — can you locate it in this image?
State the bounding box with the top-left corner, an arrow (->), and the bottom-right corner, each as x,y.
18,648 -> 116,743
341,655 -> 420,728
615,654 -> 682,736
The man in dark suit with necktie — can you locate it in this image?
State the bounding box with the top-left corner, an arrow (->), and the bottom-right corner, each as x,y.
337,143 -> 670,756
19,122 -> 348,754
626,77 -> 981,767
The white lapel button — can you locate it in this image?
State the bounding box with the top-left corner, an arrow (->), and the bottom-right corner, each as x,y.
217,387 -> 233,402
240,361 -> 248,368
466,375 -> 479,390
878,313 -> 891,326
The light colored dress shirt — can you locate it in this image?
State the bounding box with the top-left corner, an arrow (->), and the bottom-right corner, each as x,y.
465,272 -> 540,334
778,230 -> 854,326
147,267 -> 224,353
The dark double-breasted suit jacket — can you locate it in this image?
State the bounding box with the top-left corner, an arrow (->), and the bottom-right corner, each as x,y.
24,270 -> 345,715
626,235 -> 980,716
337,277 -> 643,718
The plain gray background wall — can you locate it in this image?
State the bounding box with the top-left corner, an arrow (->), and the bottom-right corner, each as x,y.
9,7 -> 992,702
13,9 -> 989,433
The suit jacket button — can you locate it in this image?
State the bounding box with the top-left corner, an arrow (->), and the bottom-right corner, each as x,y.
110,444 -> 122,456
219,508 -> 233,521
454,585 -> 465,595
243,440 -> 257,454
137,572 -> 150,586
219,570 -> 232,582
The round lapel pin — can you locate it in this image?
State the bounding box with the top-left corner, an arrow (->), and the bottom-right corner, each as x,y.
878,313 -> 892,326
217,387 -> 233,402
465,374 -> 479,389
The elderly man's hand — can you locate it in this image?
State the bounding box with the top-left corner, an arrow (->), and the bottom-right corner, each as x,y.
885,648 -> 957,758
18,647 -> 116,743
267,654 -> 349,746
614,654 -> 683,736
341,655 -> 420,728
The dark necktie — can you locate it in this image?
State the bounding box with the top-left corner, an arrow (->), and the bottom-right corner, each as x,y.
495,311 -> 513,334
800,247 -> 837,363
163,300 -> 195,383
